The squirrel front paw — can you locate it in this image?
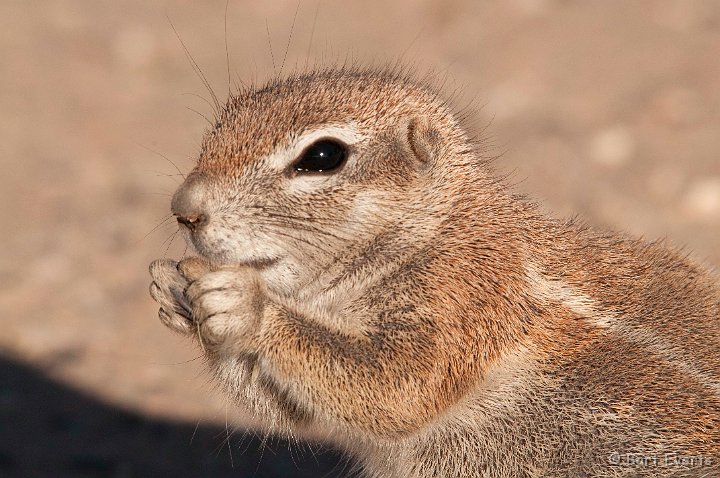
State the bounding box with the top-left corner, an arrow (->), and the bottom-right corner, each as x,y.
184,265 -> 263,352
150,257 -> 262,353
149,258 -> 196,335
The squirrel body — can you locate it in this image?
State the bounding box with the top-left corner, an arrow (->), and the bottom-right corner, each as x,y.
149,68 -> 720,477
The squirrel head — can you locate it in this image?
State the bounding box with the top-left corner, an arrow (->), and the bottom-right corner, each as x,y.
171,68 -> 478,293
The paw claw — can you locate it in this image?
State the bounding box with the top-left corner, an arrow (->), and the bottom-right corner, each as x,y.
149,281 -> 162,301
149,259 -> 178,277
170,286 -> 192,316
158,307 -> 192,334
158,307 -> 170,321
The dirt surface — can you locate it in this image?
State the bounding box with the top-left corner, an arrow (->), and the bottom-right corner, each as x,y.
1,0 -> 718,476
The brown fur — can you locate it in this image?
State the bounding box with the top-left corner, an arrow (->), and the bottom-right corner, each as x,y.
149,66 -> 720,477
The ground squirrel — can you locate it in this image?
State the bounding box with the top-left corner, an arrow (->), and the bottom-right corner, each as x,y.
149,67 -> 720,477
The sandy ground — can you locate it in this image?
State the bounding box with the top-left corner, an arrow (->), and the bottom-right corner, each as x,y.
1,0 -> 719,476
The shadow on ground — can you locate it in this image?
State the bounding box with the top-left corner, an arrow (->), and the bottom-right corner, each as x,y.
0,355 -> 352,477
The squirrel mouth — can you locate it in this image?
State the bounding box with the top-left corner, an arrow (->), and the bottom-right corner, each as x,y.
235,256 -> 280,270
205,253 -> 279,270
240,257 -> 280,269
190,239 -> 280,270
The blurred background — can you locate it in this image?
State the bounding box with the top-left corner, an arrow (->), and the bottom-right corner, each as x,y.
1,0 -> 719,476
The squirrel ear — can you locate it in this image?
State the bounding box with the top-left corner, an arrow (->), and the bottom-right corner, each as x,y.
405,116 -> 441,168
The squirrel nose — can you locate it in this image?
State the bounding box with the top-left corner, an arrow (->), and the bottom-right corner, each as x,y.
171,173 -> 209,233
175,213 -> 206,232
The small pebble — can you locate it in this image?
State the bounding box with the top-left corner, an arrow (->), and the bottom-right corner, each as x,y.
647,166 -> 685,199
114,26 -> 157,68
511,0 -> 551,16
683,177 -> 720,219
652,87 -> 702,126
590,125 -> 636,168
489,74 -> 540,121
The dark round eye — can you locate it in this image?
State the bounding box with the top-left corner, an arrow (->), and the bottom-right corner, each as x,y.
293,139 -> 348,173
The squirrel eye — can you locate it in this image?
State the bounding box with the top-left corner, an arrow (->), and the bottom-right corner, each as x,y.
293,139 -> 348,173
